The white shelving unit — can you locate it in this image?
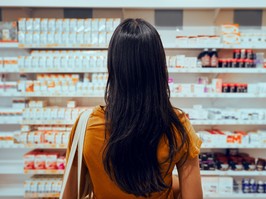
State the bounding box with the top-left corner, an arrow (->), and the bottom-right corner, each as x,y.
1,0 -> 266,8
204,194 -> 266,199
0,160 -> 24,174
1,68 -> 266,74
0,184 -> 24,197
0,3 -> 266,199
1,92 -> 266,98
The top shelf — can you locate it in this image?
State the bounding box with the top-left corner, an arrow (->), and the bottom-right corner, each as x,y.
1,0 -> 266,9
2,43 -> 266,50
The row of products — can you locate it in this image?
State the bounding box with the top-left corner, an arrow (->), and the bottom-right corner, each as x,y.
24,149 -> 66,170
14,130 -> 70,146
202,177 -> 233,194
18,18 -> 121,33
1,52 -> 264,72
198,48 -> 259,68
17,55 -> 107,71
200,150 -> 265,171
0,73 -> 108,94
202,176 -> 266,195
169,77 -> 250,94
23,107 -> 90,121
176,24 -> 266,46
0,109 -> 23,123
185,105 -> 266,121
197,129 -> 266,147
0,132 -> 17,146
242,178 -> 266,193
24,175 -> 62,194
18,31 -> 113,46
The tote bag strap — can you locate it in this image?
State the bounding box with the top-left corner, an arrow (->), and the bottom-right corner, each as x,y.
60,109 -> 92,199
78,109 -> 92,198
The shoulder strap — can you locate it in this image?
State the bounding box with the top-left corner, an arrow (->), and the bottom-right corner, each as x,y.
60,109 -> 92,199
78,109 -> 92,198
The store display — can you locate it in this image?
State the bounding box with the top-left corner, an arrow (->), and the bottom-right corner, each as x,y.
199,150 -> 265,171
24,175 -> 62,195
18,18 -> 120,46
0,6 -> 266,199
24,149 -> 66,170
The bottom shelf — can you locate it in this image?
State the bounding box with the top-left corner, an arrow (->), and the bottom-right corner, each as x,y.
0,184 -> 24,197
204,193 -> 266,198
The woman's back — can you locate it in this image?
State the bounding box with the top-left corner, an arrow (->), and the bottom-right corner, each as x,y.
67,106 -> 202,199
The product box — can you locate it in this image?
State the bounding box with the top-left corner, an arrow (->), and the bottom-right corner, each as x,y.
34,153 -> 46,169
221,24 -> 239,34
222,33 -> 241,44
202,177 -> 219,195
0,22 -> 18,42
24,151 -> 36,169
46,153 -> 58,169
218,177 -> 233,194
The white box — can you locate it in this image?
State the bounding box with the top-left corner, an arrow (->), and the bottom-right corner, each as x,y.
218,177 -> 233,194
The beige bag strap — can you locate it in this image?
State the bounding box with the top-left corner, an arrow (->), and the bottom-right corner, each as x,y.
78,109 -> 92,198
60,109 -> 92,199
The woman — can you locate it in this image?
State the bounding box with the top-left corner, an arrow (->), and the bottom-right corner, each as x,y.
67,18 -> 203,199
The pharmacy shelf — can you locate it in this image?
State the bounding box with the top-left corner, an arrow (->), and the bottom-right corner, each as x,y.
204,193 -> 266,199
1,68 -> 266,74
200,170 -> 266,176
0,160 -> 24,174
201,144 -> 266,149
173,169 -> 266,176
24,169 -> 64,175
0,143 -> 67,149
0,42 -> 18,48
165,44 -> 266,49
18,44 -> 108,49
0,119 -> 22,124
190,120 -> 266,125
2,92 -> 266,98
21,119 -> 266,126
22,119 -> 75,125
167,68 -> 266,74
0,68 -> 108,74
1,0 -> 266,9
0,184 -> 24,197
24,193 -> 60,198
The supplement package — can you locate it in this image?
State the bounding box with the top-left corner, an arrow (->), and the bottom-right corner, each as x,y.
0,22 -> 18,42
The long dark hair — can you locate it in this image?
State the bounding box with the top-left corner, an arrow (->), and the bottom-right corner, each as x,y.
103,18 -> 189,197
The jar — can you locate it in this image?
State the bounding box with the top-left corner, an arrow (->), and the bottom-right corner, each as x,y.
233,49 -> 241,59
237,59 -> 245,68
236,84 -> 242,93
256,158 -> 265,171
257,181 -> 264,193
246,49 -> 254,60
229,83 -> 236,93
240,49 -> 246,59
219,59 -> 228,68
231,59 -> 237,68
242,178 -> 250,193
249,179 -> 257,193
218,60 -> 223,68
222,83 -> 229,93
243,84 -> 248,93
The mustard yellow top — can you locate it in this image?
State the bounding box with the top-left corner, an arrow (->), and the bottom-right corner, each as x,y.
67,106 -> 202,199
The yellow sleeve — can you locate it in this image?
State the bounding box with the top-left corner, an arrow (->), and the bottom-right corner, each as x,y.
182,114 -> 202,159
